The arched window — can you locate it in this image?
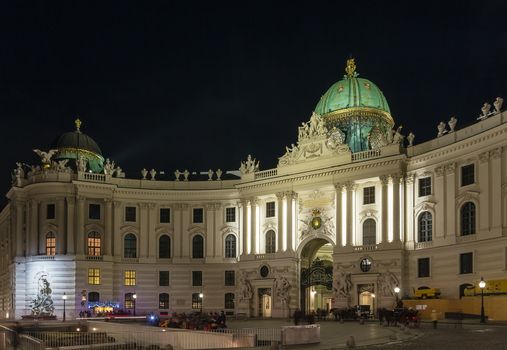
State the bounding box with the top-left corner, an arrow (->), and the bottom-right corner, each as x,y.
124,233 -> 137,258
461,202 -> 476,236
225,293 -> 235,309
225,234 -> 236,258
418,211 -> 433,242
46,232 -> 56,256
362,219 -> 376,245
192,235 -> 204,259
87,231 -> 101,256
159,293 -> 169,309
265,230 -> 276,254
159,235 -> 171,259
88,292 -> 100,303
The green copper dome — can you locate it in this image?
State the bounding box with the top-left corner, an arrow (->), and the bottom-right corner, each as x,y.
52,118 -> 105,173
314,59 -> 395,152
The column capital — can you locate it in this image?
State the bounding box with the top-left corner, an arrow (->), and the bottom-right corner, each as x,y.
490,147 -> 502,159
405,173 -> 415,184
379,175 -> 389,185
147,202 -> 156,209
435,166 -> 445,177
113,200 -> 122,208
479,151 -> 490,163
65,197 -> 74,205
284,191 -> 298,200
249,197 -> 259,206
275,192 -> 285,200
389,174 -> 403,184
445,162 -> 456,174
76,195 -> 86,202
139,202 -> 149,209
104,198 -> 113,204
344,181 -> 357,192
334,183 -> 345,191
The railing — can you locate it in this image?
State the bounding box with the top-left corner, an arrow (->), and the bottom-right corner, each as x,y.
456,233 -> 477,243
121,257 -> 139,263
254,169 -> 278,179
353,244 -> 379,252
415,241 -> 433,249
17,334 -> 45,350
31,255 -> 55,261
351,149 -> 381,162
86,255 -> 104,261
79,172 -> 107,182
0,325 -> 19,350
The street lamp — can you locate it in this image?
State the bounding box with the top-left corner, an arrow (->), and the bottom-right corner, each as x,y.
479,277 -> 486,323
62,292 -> 67,322
133,292 -> 137,316
199,292 -> 203,313
394,286 -> 400,307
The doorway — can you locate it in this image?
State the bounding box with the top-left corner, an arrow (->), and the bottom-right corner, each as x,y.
258,288 -> 272,318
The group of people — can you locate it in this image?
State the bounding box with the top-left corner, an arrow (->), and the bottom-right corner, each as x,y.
159,311 -> 227,331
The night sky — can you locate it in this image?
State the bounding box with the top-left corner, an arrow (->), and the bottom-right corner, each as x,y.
1,1 -> 506,204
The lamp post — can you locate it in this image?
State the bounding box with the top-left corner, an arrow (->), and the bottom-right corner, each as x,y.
199,292 -> 203,314
394,286 -> 400,307
479,277 -> 486,323
62,292 -> 67,322
133,292 -> 137,316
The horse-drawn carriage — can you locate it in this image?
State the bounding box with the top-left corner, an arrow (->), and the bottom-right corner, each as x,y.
379,307 -> 420,327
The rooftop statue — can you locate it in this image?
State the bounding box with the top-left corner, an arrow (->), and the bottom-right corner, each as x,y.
437,122 -> 447,137
239,154 -> 259,174
494,97 -> 503,114
33,149 -> 58,169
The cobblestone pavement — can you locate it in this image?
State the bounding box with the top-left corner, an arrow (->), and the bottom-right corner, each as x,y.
365,323 -> 507,349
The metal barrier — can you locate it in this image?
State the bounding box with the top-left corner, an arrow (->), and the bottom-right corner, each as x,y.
17,334 -> 45,350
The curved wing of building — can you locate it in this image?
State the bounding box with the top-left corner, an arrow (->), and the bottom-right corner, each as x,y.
0,59 -> 505,320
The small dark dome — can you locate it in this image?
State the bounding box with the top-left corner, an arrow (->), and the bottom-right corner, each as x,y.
53,131 -> 102,156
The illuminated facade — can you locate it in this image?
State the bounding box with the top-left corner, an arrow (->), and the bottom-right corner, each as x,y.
0,60 -> 506,320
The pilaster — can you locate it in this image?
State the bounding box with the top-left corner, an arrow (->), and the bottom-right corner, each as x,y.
276,193 -> 284,252
380,175 -> 389,244
445,163 -> 456,238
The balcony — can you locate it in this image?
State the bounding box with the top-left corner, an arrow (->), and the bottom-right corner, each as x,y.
414,241 -> 434,249
353,244 -> 379,252
86,255 -> 104,261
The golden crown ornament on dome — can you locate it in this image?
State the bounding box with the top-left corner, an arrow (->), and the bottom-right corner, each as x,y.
345,58 -> 357,78
75,117 -> 82,132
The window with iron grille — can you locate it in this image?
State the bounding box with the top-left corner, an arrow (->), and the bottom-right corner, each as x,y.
418,211 -> 433,242
225,207 -> 236,222
224,293 -> 235,309
124,270 -> 136,286
88,268 -> 100,285
191,293 -> 202,310
159,293 -> 169,309
418,258 -> 430,278
225,234 -> 236,258
265,230 -> 276,253
418,177 -> 432,197
363,186 -> 375,204
46,232 -> 56,256
125,293 -> 135,309
460,202 -> 476,236
225,271 -> 235,286
87,232 -> 101,256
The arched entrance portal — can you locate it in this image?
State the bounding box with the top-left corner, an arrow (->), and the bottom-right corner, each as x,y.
300,238 -> 333,314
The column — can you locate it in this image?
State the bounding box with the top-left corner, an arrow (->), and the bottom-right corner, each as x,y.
181,204 -> 190,257
445,163 -> 456,238
139,203 -> 149,258
113,201 -> 122,257
241,200 -> 249,255
76,196 -> 85,255
213,203 -> 222,257
25,201 -> 30,255
38,202 -> 44,254
478,151 -> 490,230
405,174 -> 415,243
65,198 -> 74,254
345,184 -> 355,246
56,197 -> 66,254
334,184 -> 343,247
380,175 -> 389,244
206,204 -> 215,258
147,203 -> 156,258
434,166 -> 445,239
15,200 -> 24,256
31,200 -> 40,255
285,191 -> 295,252
490,148 -> 502,230
173,204 -> 182,258
391,174 -> 401,242
104,199 -> 113,256
250,198 -> 258,255
276,193 -> 284,252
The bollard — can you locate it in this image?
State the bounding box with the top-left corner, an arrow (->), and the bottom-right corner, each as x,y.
270,341 -> 280,350
346,335 -> 356,348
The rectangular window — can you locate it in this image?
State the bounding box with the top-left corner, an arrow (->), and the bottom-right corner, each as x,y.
159,271 -> 170,286
225,270 -> 235,286
159,293 -> 169,309
160,208 -> 171,223
89,204 -> 101,220
225,207 -> 236,223
225,293 -> 235,309
418,177 -> 432,197
88,268 -> 101,285
192,271 -> 202,286
417,258 -> 430,278
363,186 -> 375,204
125,206 -> 137,222
461,164 -> 475,187
193,208 -> 204,223
460,252 -> 473,274
46,204 -> 55,220
192,293 -> 202,310
266,201 -> 276,218
124,270 -> 136,286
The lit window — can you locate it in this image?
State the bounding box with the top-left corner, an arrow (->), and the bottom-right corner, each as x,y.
159,293 -> 169,309
46,232 -> 56,256
225,234 -> 236,258
88,268 -> 100,285
87,232 -> 101,256
191,293 -> 202,310
225,207 -> 236,223
124,293 -> 135,309
124,270 -> 136,286
266,202 -> 275,218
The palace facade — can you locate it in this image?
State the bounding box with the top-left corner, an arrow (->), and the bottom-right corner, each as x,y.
1,59 -> 506,320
